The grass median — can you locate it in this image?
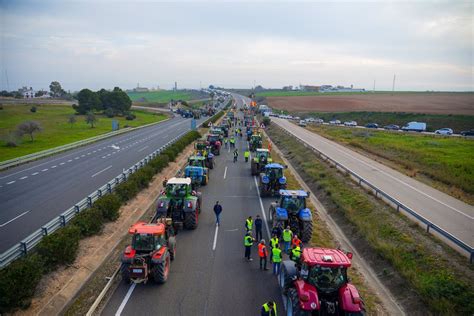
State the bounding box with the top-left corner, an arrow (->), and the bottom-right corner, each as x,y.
0,104 -> 167,162
266,124 -> 474,315
306,124 -> 474,204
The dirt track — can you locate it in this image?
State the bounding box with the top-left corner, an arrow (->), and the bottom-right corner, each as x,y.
267,93 -> 474,115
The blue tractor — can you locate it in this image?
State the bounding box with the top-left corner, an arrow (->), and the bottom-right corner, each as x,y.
184,156 -> 209,188
269,190 -> 313,242
258,163 -> 287,197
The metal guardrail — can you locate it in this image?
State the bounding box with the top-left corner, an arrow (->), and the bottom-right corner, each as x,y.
276,124 -> 474,263
0,103 -> 226,269
0,119 -> 170,171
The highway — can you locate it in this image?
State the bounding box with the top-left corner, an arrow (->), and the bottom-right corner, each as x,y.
101,95 -> 285,315
272,118 -> 474,250
0,113 -> 215,253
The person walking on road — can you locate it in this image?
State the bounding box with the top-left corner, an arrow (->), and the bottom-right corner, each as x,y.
244,231 -> 255,261
255,215 -> 263,242
213,201 -> 222,226
282,226 -> 293,254
261,301 -> 277,316
272,244 -> 282,275
245,216 -> 253,233
244,150 -> 250,162
224,137 -> 228,149
291,244 -> 302,264
258,240 -> 269,270
233,149 -> 239,163
270,234 -> 279,250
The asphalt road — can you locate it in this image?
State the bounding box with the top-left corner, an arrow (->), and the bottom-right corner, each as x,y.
272,118 -> 474,249
0,110 -> 218,253
102,95 -> 285,316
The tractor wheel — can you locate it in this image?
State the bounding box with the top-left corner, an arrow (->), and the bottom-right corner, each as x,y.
287,288 -> 311,316
279,261 -> 297,294
121,263 -> 131,284
153,252 -> 170,284
184,209 -> 198,229
301,220 -> 313,243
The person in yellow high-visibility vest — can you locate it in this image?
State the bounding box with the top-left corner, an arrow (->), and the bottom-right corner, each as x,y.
271,243 -> 282,275
261,301 -> 277,316
244,231 -> 255,261
244,150 -> 250,162
282,226 -> 293,254
245,216 -> 253,232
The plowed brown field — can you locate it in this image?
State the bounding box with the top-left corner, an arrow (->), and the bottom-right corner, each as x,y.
267,93 -> 474,115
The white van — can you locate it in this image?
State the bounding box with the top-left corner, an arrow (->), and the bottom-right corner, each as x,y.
402,122 -> 427,132
299,120 -> 307,127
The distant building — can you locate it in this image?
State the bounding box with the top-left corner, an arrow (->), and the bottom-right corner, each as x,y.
299,85 -> 320,92
320,84 -> 365,93
19,86 -> 35,98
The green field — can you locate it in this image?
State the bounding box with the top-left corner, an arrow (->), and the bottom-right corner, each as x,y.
298,111 -> 474,133
307,124 -> 474,202
127,90 -> 205,103
0,104 -> 166,162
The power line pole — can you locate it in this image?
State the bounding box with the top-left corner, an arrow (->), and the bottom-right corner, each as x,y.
5,70 -> 9,91
392,74 -> 396,94
373,79 -> 376,92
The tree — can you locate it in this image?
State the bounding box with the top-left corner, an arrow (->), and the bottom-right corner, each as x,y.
49,81 -> 65,98
85,112 -> 97,128
17,121 -> 42,141
97,87 -> 131,115
68,115 -> 76,127
35,90 -> 47,97
74,89 -> 102,114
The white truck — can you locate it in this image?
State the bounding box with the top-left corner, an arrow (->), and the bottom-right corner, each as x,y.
401,122 -> 427,132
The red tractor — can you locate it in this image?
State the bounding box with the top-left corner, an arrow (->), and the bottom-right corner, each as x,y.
279,247 -> 365,316
121,219 -> 176,284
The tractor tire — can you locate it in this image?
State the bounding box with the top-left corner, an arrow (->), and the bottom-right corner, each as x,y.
121,263 -> 131,284
168,236 -> 177,261
184,209 -> 198,229
287,288 -> 311,316
153,252 -> 170,284
301,220 -> 313,243
279,261 -> 297,294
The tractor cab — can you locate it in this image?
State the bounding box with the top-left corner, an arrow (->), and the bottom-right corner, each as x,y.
185,156 -> 209,188
207,134 -> 221,155
209,128 -> 224,139
258,163 -> 287,197
129,222 -> 167,253
165,178 -> 192,199
279,190 -> 308,212
188,156 -> 206,168
249,134 -> 263,151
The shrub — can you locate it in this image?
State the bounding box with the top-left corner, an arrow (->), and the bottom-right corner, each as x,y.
104,107 -> 115,118
30,106 -> 37,113
125,112 -> 136,120
0,254 -> 44,312
115,180 -> 139,202
94,194 -> 122,221
129,166 -> 155,189
262,116 -> 271,126
149,155 -> 169,173
36,225 -> 81,270
71,207 -> 104,237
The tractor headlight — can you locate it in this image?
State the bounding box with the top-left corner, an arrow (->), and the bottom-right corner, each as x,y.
262,175 -> 270,184
279,177 -> 286,184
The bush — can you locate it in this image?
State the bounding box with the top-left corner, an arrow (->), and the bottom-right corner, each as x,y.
129,165 -> 155,189
115,180 -> 140,202
149,155 -> 169,173
104,107 -> 115,118
125,112 -> 136,120
30,106 -> 37,113
262,116 -> 271,126
0,254 -> 44,312
71,207 -> 104,237
36,225 -> 81,270
94,194 -> 121,221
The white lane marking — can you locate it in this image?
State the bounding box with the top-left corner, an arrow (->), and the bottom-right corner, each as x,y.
87,153 -> 91,155
81,154 -> 85,157
223,166 -> 227,179
138,146 -> 149,152
225,228 -> 239,232
60,162 -> 65,165
51,165 -> 57,168
111,144 -> 120,150
115,283 -> 136,316
32,172 -> 39,176
74,157 -> 79,160
41,169 -> 48,172
253,176 -> 271,239
68,160 -> 72,162
212,224 -> 219,251
162,134 -> 169,139
0,211 -> 30,227
6,181 -> 15,185
279,120 -> 474,220
20,176 -> 28,180
91,165 -> 113,178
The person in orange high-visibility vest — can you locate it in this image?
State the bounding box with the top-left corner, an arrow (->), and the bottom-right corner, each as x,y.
258,239 -> 269,271
292,234 -> 302,248
268,142 -> 272,152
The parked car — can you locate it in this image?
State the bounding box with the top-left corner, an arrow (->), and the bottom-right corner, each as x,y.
435,128 -> 453,135
298,120 -> 307,127
315,118 -> 324,124
365,123 -> 379,128
460,129 -> 474,136
344,121 -> 357,126
329,120 -> 341,125
402,121 -> 427,132
384,124 -> 400,130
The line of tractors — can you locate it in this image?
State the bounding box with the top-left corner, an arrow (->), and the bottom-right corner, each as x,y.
120,106 -> 365,315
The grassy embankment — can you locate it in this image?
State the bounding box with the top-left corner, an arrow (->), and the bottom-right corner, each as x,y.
266,124 -> 474,315
259,136 -> 381,313
0,104 -> 166,162
306,124 -> 474,204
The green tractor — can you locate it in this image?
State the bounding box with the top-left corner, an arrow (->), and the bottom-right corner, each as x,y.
258,163 -> 287,197
249,134 -> 263,152
251,148 -> 272,175
184,156 -> 209,188
156,178 -> 202,230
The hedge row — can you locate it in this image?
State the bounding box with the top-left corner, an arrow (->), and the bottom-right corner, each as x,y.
0,130 -> 201,313
202,110 -> 224,128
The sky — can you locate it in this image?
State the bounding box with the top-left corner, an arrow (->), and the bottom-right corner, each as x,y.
0,0 -> 473,92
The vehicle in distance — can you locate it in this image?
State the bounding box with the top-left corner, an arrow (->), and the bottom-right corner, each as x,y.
365,123 -> 379,128
435,128 -> 453,135
384,124 -> 400,130
329,120 -> 341,125
344,121 -> 357,126
315,118 -> 324,124
401,121 -> 427,132
460,129 -> 474,136
299,120 -> 307,127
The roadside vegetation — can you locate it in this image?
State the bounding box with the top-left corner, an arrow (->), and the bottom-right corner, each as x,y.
0,130 -> 201,313
306,124 -> 474,204
259,136 -> 381,313
266,124 -> 474,315
0,104 -> 166,162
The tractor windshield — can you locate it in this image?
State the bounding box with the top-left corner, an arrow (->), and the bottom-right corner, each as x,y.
281,196 -> 305,211
189,159 -> 204,167
258,151 -> 269,160
132,234 -> 159,252
208,135 -> 219,142
307,266 -> 347,293
267,168 -> 283,179
167,183 -> 188,198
